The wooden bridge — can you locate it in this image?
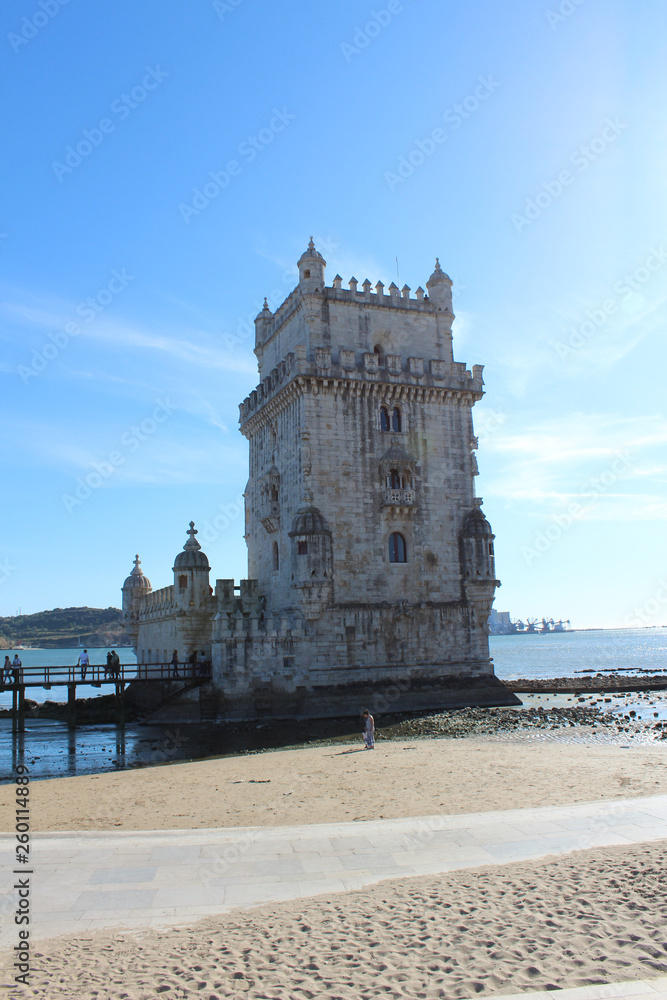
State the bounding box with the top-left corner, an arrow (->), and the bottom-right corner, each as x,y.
2,662 -> 212,732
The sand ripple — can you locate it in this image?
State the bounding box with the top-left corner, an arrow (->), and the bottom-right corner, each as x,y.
4,841 -> 667,1000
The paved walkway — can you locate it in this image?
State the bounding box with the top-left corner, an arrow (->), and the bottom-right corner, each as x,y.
1,794 -> 666,942
497,980 -> 667,1000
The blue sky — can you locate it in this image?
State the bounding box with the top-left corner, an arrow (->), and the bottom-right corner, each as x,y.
1,0 -> 665,629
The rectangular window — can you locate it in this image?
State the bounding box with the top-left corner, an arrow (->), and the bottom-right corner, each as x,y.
297,541 -> 308,555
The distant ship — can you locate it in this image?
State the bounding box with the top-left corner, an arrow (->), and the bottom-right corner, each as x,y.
488,611 -> 572,635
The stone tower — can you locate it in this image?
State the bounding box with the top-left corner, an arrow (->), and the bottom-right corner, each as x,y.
123,241 -> 514,718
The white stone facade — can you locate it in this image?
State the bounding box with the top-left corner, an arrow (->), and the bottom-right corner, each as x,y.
122,242 -> 512,719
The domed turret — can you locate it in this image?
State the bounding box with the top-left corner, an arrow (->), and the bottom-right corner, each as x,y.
289,504 -> 331,537
289,498 -> 333,618
426,258 -> 453,313
297,237 -> 326,289
123,554 -> 152,592
254,297 -> 273,351
174,522 -> 210,571
173,522 -> 212,611
460,501 -> 497,581
121,555 -> 151,645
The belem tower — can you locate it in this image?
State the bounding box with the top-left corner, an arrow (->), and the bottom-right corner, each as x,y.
122,240 -> 516,720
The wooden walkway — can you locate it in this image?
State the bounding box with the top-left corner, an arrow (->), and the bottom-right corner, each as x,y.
1,663 -> 212,732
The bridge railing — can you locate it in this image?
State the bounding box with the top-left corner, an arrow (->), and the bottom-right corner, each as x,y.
0,662 -> 212,686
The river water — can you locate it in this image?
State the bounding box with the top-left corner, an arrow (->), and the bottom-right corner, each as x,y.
1,629 -> 665,783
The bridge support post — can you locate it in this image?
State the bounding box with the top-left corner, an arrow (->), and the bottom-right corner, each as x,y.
11,687 -> 18,734
115,682 -> 125,726
17,686 -> 26,734
67,683 -> 77,730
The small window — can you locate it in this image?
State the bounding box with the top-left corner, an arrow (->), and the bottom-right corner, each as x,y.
488,543 -> 494,556
303,269 -> 311,278
392,407 -> 402,432
374,344 -> 384,365
270,485 -> 279,501
273,541 -> 279,571
380,406 -> 390,432
178,575 -> 187,589
297,541 -> 308,555
389,468 -> 402,489
389,532 -> 407,563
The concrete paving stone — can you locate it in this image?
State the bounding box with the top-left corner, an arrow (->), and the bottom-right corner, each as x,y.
148,845 -> 202,862
299,853 -> 346,874
295,878 -> 350,898
68,888 -> 157,913
254,856 -> 305,877
339,852 -> 398,871
554,982 -> 663,999
329,836 -> 374,851
222,882 -> 304,908
152,886 -> 225,909
88,866 -> 158,884
290,837 -> 336,853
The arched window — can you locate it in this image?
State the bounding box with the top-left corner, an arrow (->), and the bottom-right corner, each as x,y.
272,542 -> 279,571
374,344 -> 384,365
380,406 -> 390,432
391,407 -> 402,432
389,532 -> 407,563
270,485 -> 279,502
389,468 -> 402,489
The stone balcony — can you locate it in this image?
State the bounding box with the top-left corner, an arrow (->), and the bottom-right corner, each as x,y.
382,488 -> 417,509
259,500 -> 280,533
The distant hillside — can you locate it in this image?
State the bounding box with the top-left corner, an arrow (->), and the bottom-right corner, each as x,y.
0,607 -> 131,649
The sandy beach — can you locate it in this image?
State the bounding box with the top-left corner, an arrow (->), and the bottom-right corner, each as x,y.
2,734 -> 667,999
3,839 -> 667,999
2,735 -> 666,832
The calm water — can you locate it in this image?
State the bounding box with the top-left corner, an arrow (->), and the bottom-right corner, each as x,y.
1,631 -> 666,783
490,627 -> 667,680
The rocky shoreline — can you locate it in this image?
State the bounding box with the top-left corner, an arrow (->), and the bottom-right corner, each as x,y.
508,672 -> 667,693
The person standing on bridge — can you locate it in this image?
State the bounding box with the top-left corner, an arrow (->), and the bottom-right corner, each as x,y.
78,649 -> 90,681
171,650 -> 180,678
12,653 -> 22,684
3,655 -> 12,684
110,650 -> 121,679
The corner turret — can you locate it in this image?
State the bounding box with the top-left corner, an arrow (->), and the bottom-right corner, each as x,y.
173,522 -> 211,611
297,237 -> 326,291
122,555 -> 152,646
426,258 -> 453,314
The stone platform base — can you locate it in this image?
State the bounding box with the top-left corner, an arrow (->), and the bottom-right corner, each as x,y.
140,670 -> 520,724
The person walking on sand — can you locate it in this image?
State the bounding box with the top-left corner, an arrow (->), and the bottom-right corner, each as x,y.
171,650 -> 180,678
78,649 -> 90,681
361,708 -> 375,749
